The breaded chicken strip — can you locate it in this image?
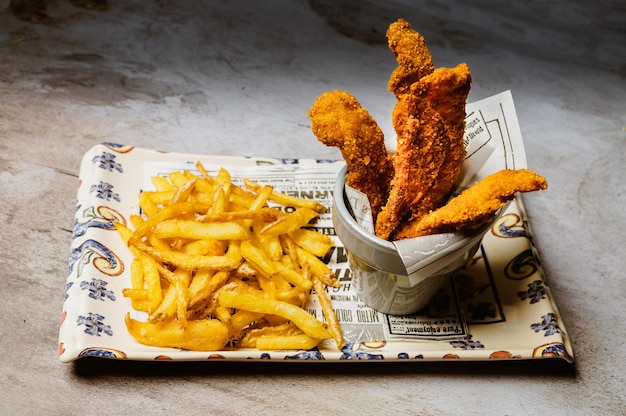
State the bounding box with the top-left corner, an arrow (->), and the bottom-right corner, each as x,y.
393,169 -> 548,239
387,18 -> 435,97
375,64 -> 471,240
410,63 -> 472,219
308,90 -> 393,221
375,95 -> 448,240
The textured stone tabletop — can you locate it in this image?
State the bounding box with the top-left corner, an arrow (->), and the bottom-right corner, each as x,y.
1,1 -> 624,415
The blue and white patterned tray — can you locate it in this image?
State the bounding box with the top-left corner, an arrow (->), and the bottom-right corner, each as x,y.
58,143 -> 573,363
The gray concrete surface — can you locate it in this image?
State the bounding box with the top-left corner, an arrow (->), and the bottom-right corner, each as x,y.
1,1 -> 625,415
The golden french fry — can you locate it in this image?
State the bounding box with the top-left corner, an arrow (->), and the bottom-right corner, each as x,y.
129,214 -> 145,230
154,219 -> 251,241
218,290 -> 331,340
114,222 -> 134,245
273,286 -> 307,307
237,322 -> 303,348
210,187 -> 227,214
188,270 -> 230,310
196,207 -> 281,223
289,228 -> 334,257
256,334 -> 322,350
171,178 -> 197,205
213,305 -> 232,326
138,192 -> 160,218
172,268 -> 192,327
248,184 -> 273,210
312,276 -> 346,349
295,246 -> 339,288
181,238 -> 226,257
128,201 -> 196,245
260,207 -> 320,235
168,170 -> 192,188
243,178 -> 327,213
122,288 -> 149,312
240,240 -> 277,277
274,262 -> 312,291
135,249 -> 162,313
140,191 -> 175,206
151,175 -> 174,192
125,313 -> 230,351
149,283 -> 177,323
229,309 -> 265,335
135,241 -> 240,271
211,168 -> 232,213
252,219 -> 284,261
187,270 -> 213,299
194,161 -> 213,181
129,257 -> 144,292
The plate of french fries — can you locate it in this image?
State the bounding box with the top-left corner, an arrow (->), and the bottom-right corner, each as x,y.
58,142 -> 573,363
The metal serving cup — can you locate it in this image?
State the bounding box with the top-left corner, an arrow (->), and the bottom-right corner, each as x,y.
332,165 -> 498,315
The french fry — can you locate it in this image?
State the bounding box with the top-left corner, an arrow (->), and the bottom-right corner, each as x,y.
312,276 -> 346,349
252,219 -> 283,261
168,170 -> 192,188
171,178 -> 197,205
140,191 -> 175,206
149,283 -> 177,323
122,288 -> 149,312
238,323 -> 294,347
240,240 -> 278,279
295,246 -> 340,288
218,290 -> 331,340
181,239 -> 226,257
243,178 -> 327,213
260,207 -> 320,235
151,175 -> 174,192
288,228 -> 334,257
256,334 -> 322,351
128,201 -> 196,245
154,220 -> 251,241
196,207 -> 281,223
188,270 -> 230,311
274,262 -> 312,292
125,313 -> 230,351
138,192 -> 160,218
135,242 -> 240,271
135,249 -> 162,313
114,222 -> 134,245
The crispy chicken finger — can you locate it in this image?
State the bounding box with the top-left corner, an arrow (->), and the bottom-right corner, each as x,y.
393,169 -> 548,239
409,63 -> 472,220
375,95 -> 448,240
308,90 -> 393,220
375,64 -> 471,240
387,18 -> 435,97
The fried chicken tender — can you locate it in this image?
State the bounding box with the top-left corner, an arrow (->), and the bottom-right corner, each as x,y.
308,90 -> 393,220
412,63 -> 472,218
393,169 -> 548,239
375,63 -> 472,240
387,18 -> 435,97
375,95 -> 448,240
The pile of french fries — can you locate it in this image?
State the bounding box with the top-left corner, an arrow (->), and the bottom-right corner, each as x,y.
115,162 -> 345,351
